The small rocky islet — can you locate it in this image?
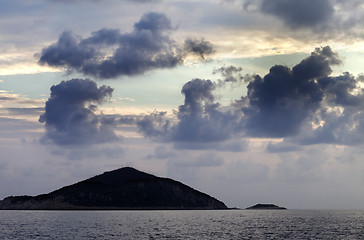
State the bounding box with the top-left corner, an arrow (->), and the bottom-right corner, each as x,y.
246,203 -> 287,210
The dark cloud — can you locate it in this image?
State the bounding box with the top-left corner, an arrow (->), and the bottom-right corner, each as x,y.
38,12 -> 215,79
81,28 -> 121,45
241,46 -> 341,137
96,114 -> 138,126
178,78 -> 216,120
261,0 -> 334,29
138,47 -> 343,143
292,46 -> 341,79
284,70 -> 364,146
137,111 -> 170,139
318,72 -> 361,106
38,31 -> 96,70
38,12 -> 183,79
139,46 -> 364,147
138,78 -> 240,148
184,38 -> 215,59
39,78 -> 118,146
246,48 -> 364,146
171,78 -> 238,142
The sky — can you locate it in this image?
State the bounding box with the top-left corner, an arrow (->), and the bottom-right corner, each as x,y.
1,0 -> 364,210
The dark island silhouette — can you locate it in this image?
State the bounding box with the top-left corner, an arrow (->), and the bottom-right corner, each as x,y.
246,204 -> 287,210
0,167 -> 227,210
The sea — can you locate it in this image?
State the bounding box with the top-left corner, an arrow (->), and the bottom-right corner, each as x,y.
0,210 -> 363,239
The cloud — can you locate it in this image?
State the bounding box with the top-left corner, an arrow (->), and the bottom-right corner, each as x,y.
260,0 -> 334,29
318,72 -> 361,106
137,111 -> 171,139
138,78 -> 240,146
39,78 -> 118,146
241,46 -> 341,138
38,12 -> 182,78
213,65 -> 245,86
38,12 -> 215,79
138,46 -> 364,147
281,71 -> 364,146
297,100 -> 364,146
0,91 -> 43,106
243,47 -> 364,146
117,116 -> 137,125
5,108 -> 44,116
0,96 -> 17,101
51,0 -> 160,2
242,47 -> 364,146
172,78 -> 239,142
38,31 -> 96,70
0,117 -> 41,132
184,38 -> 215,59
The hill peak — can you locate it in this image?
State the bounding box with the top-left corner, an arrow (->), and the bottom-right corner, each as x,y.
85,167 -> 156,186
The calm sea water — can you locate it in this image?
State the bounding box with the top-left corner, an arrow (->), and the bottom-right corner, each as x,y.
0,210 -> 363,239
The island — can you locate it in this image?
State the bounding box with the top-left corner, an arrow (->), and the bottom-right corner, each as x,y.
246,204 -> 287,210
0,167 -> 227,210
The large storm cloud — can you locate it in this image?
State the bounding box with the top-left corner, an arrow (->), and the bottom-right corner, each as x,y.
241,46 -> 364,145
241,46 -> 341,137
39,78 -> 117,145
38,12 -> 214,79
